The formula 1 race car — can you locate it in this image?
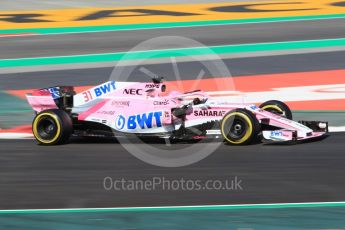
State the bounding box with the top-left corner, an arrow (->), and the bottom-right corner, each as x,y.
26,77 -> 328,145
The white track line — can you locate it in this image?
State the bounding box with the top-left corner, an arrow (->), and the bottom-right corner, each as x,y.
1,201 -> 345,214
328,126 -> 345,132
0,133 -> 33,139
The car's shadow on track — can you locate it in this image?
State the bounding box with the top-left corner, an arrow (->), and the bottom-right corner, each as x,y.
69,136 -> 119,144
69,136 -> 222,145
68,134 -> 329,146
69,136 -> 260,146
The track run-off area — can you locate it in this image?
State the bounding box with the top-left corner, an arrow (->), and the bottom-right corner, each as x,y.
1,0 -> 345,229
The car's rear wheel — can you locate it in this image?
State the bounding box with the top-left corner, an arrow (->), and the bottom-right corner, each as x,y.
32,109 -> 73,145
221,109 -> 260,145
259,100 -> 292,119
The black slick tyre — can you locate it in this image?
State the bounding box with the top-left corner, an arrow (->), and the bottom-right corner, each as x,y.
32,109 -> 73,145
221,109 -> 260,145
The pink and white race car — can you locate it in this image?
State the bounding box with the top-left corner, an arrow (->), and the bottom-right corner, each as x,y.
26,78 -> 328,145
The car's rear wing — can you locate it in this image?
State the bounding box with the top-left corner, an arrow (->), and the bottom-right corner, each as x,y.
26,86 -> 75,112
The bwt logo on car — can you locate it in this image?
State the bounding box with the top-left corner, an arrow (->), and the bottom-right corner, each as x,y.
48,87 -> 60,99
270,131 -> 289,137
115,112 -> 163,130
115,115 -> 126,130
94,81 -> 116,97
271,131 -> 283,137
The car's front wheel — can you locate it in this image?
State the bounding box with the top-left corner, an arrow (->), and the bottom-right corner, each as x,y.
259,100 -> 292,119
221,109 -> 260,145
32,109 -> 73,145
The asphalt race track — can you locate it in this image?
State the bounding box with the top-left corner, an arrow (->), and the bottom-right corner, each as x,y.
1,15 -> 345,210
1,133 -> 345,209
1,18 -> 345,59
1,51 -> 345,90
1,18 -> 345,89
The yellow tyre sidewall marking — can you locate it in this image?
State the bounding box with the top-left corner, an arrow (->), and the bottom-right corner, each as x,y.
33,112 -> 61,144
261,105 -> 284,115
221,112 -> 253,144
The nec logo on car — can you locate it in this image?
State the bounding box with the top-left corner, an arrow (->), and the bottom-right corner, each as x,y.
115,112 -> 163,130
123,88 -> 143,95
94,81 -> 116,97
